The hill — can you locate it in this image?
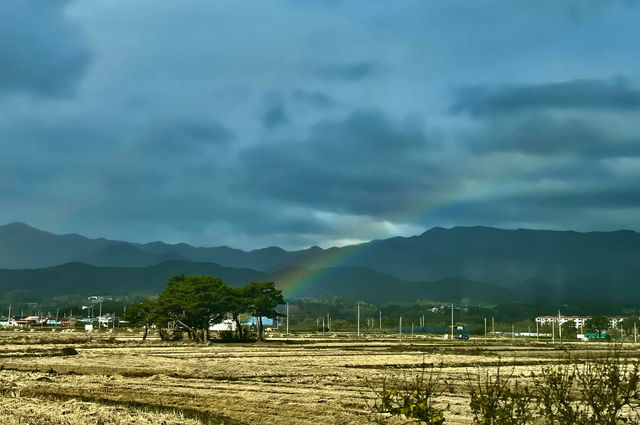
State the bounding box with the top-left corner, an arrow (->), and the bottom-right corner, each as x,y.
0,222 -> 638,305
0,260 -> 516,305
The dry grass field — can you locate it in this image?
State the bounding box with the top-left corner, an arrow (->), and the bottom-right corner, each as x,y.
0,330 -> 637,424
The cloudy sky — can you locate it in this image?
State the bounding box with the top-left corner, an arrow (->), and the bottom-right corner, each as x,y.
1,0 -> 638,249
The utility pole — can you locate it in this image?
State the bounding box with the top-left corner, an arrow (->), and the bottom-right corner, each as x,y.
399,316 -> 402,341
484,317 -> 487,344
512,324 -> 515,340
286,303 -> 289,335
411,322 -> 414,339
451,304 -> 454,340
357,302 -> 360,337
113,312 -> 116,330
99,302 -> 102,318
634,322 -> 637,344
7,304 -> 11,321
552,320 -> 555,344
492,316 -> 495,337
327,313 -> 330,332
379,309 -> 382,332
536,320 -> 539,342
322,317 -> 325,335
558,310 -> 562,343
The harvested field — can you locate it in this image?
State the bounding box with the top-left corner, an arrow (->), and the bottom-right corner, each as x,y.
0,330 -> 637,424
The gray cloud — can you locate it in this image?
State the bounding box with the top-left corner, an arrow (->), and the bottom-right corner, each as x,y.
452,78 -> 639,116
134,118 -> 235,159
292,90 -> 339,108
453,78 -> 640,158
464,113 -> 639,158
262,104 -> 289,129
313,62 -> 375,81
238,109 -> 442,217
0,1 -> 638,249
0,0 -> 90,97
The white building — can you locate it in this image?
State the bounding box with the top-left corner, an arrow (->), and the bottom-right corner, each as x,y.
535,315 -> 624,329
209,319 -> 237,332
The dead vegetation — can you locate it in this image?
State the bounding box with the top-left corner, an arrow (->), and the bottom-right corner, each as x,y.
0,330 -> 637,424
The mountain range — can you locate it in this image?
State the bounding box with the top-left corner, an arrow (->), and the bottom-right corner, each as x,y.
0,222 -> 638,305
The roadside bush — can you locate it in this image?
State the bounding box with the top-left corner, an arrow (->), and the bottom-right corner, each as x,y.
364,345 -> 639,425
533,346 -> 639,425
467,360 -> 533,425
365,362 -> 451,424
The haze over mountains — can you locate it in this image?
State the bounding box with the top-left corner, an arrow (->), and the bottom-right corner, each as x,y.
0,222 -> 638,305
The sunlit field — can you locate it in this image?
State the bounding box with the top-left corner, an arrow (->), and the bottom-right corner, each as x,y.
0,330 -> 638,424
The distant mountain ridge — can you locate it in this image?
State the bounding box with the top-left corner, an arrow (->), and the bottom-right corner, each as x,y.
0,222 -> 638,305
0,260 -> 518,305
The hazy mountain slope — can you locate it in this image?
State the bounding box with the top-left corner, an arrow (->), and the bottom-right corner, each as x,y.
1,223 -> 638,303
0,222 -> 116,269
138,242 -> 294,270
272,266 -> 516,305
271,226 -> 640,288
0,260 -> 516,305
78,243 -> 189,267
0,222 -> 298,270
0,261 -> 270,300
0,257 -> 637,304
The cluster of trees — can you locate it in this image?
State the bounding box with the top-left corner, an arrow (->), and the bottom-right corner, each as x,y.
124,275 -> 284,341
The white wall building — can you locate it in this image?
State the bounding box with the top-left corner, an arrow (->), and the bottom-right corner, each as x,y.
210,319 -> 237,332
535,315 -> 624,329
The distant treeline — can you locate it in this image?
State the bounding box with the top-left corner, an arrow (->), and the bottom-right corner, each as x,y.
4,279 -> 638,337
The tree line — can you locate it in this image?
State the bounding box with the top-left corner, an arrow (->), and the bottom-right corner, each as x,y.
124,275 -> 284,341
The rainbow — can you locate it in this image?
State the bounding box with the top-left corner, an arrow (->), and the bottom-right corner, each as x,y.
278,160 -> 529,299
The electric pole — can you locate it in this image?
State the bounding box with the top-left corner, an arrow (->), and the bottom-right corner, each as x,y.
484,317 -> 487,344
379,309 -> 382,332
286,303 -> 289,335
451,304 -> 454,340
558,310 -> 562,343
357,302 -> 360,337
399,316 -> 402,341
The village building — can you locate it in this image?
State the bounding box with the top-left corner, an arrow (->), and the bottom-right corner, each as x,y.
535,315 -> 624,329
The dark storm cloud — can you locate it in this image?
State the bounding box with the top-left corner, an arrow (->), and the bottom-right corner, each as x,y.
464,113 -> 639,158
453,78 -> 639,158
313,62 -> 375,81
134,118 -> 235,159
428,184 -> 639,228
239,109 -> 442,216
0,0 -> 90,97
0,1 -> 638,249
292,90 -> 338,108
262,104 -> 289,129
452,78 -> 640,116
